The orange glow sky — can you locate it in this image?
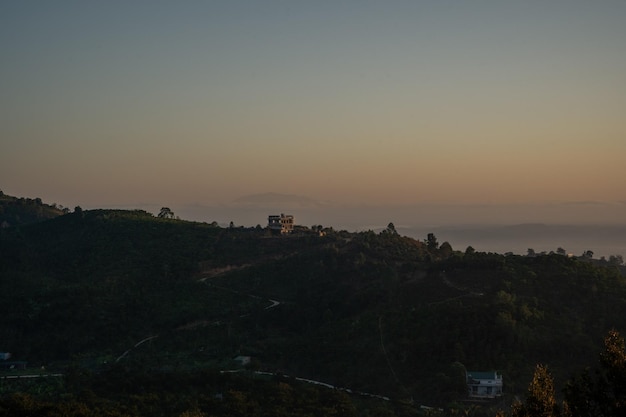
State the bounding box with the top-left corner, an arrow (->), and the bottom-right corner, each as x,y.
2,2 -> 625,217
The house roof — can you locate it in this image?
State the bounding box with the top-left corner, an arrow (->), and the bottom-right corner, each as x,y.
467,371 -> 500,380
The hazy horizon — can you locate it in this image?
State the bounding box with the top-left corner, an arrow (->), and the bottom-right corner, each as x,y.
3,188 -> 626,258
84,196 -> 626,259
102,196 -> 626,259
2,2 -> 625,217
3,188 -> 625,228
98,195 -> 626,228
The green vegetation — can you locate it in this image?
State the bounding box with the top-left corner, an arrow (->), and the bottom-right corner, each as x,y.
0,369 -> 382,417
1,193 -> 626,415
508,330 -> 626,417
0,191 -> 65,227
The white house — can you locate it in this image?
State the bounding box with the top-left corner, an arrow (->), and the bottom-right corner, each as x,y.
466,371 -> 503,399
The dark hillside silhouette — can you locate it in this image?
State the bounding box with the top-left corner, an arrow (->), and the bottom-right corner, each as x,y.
0,200 -> 625,414
0,191 -> 65,227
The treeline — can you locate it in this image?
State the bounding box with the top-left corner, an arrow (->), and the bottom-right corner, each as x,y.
2,330 -> 624,416
0,368 -> 389,417
0,191 -> 65,227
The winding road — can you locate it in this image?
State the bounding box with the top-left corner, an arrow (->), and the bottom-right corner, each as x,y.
116,279 -> 281,362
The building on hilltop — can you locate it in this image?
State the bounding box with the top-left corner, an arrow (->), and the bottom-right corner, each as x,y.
268,214 -> 294,234
466,370 -> 503,399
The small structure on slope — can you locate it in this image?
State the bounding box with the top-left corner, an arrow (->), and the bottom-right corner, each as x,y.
466,370 -> 503,399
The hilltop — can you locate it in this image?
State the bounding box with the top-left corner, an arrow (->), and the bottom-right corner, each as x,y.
0,191 -> 66,227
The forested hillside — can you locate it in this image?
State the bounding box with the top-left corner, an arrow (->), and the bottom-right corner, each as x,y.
1,208 -> 626,416
0,191 -> 65,227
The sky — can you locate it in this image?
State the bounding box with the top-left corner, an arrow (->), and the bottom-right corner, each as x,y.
2,1 -> 625,224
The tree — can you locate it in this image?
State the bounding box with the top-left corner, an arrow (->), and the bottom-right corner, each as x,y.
556,247 -> 566,256
425,233 -> 438,250
158,207 -> 174,219
599,330 -> 626,412
565,330 -> 626,417
609,255 -> 624,266
439,241 -> 453,259
385,222 -> 398,235
178,410 -> 205,417
527,248 -> 536,257
512,364 -> 561,417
